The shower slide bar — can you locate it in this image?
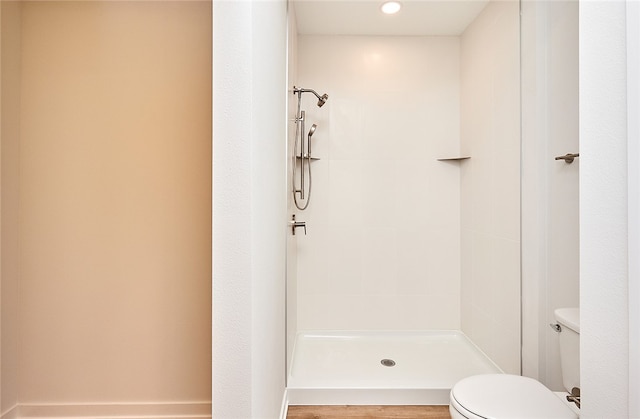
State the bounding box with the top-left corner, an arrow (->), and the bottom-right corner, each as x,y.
298,111 -> 306,199
292,86 -> 329,211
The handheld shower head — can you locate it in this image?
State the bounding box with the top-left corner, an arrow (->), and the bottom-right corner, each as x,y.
308,124 -> 317,138
307,124 -> 318,156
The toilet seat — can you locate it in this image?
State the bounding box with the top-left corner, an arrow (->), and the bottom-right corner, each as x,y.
450,374 -> 578,419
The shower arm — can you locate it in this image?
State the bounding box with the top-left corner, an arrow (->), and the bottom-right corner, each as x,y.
294,86 -> 321,100
294,86 -> 329,108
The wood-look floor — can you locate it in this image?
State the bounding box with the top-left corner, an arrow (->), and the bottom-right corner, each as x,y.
287,405 -> 451,419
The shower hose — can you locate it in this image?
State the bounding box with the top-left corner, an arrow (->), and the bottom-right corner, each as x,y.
293,105 -> 312,211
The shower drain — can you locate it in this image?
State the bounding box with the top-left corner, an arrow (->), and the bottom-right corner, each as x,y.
380,358 -> 396,367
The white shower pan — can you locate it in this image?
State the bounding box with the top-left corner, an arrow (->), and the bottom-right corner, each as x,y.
286,330 -> 503,405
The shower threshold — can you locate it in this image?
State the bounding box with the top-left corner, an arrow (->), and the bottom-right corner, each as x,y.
286,330 -> 503,405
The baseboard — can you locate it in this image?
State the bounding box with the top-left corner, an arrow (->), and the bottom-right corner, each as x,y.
1,405 -> 19,419
4,401 -> 211,419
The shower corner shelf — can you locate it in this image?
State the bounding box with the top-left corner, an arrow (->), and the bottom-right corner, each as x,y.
437,156 -> 471,161
296,155 -> 321,161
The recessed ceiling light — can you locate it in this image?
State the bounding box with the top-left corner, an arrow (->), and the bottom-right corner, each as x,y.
380,1 -> 402,15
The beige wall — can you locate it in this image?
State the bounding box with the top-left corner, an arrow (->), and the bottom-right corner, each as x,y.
1,0 -> 22,414
4,0 -> 211,411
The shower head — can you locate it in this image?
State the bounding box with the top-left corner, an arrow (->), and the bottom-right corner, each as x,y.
294,86 -> 329,108
317,93 -> 329,108
308,124 -> 317,138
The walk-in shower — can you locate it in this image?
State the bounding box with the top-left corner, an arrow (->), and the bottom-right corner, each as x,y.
286,0 -> 522,406
292,86 -> 328,210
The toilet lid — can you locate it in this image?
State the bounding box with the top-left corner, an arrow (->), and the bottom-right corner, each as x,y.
451,374 -> 578,419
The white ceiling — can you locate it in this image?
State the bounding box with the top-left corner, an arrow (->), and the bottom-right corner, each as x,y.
292,0 -> 491,37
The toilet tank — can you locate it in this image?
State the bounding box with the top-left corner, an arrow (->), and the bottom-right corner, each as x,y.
554,308 -> 580,393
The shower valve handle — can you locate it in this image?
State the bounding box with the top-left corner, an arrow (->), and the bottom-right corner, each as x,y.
290,215 -> 307,235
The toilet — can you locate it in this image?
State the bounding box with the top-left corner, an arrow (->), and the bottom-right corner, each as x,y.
449,308 -> 580,419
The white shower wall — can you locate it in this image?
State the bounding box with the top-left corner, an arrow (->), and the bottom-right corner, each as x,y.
460,0 -> 521,374
295,36 -> 463,331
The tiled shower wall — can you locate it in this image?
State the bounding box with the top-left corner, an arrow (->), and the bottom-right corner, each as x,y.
295,36 -> 463,331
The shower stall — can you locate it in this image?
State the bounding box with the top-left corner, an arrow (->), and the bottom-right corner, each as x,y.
286,0 -> 521,405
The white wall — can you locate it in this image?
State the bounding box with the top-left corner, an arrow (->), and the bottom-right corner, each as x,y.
250,1 -> 288,415
295,35 -> 462,331
459,0 -> 521,374
543,0 -> 579,391
212,1 -> 252,415
212,0 -> 287,417
520,0 -> 545,382
580,1 -> 629,416
628,2 -> 640,416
